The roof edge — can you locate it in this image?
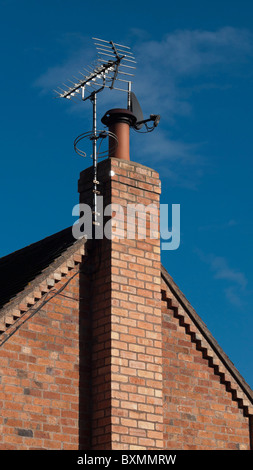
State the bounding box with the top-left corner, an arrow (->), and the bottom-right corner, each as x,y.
0,237 -> 86,336
161,264 -> 253,410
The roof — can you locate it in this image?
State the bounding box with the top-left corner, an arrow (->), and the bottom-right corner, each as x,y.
0,226 -> 75,310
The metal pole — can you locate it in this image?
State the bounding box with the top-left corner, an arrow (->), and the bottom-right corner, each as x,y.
91,92 -> 98,237
127,81 -> 131,110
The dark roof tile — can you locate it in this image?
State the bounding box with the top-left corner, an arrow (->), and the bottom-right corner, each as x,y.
0,227 -> 75,309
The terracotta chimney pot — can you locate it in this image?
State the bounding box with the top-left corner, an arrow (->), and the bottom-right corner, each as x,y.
101,108 -> 136,161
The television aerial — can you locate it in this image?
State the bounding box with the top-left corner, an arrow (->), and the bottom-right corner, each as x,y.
55,37 -> 160,231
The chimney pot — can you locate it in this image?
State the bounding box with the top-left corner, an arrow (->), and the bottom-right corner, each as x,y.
101,108 -> 136,161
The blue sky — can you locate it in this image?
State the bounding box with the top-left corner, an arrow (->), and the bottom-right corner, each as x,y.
0,0 -> 252,388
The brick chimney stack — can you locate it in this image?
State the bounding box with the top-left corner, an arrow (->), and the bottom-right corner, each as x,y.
78,109 -> 163,450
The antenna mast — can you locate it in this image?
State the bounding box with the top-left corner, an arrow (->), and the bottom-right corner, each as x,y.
55,38 -> 136,235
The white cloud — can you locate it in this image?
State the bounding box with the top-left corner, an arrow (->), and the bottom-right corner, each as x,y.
198,219 -> 237,232
131,129 -> 207,189
133,27 -> 253,118
196,249 -> 248,307
224,286 -> 245,308
210,255 -> 247,289
131,27 -> 253,186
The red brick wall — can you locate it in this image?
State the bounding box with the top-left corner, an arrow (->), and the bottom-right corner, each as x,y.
161,289 -> 251,450
0,268 -> 88,450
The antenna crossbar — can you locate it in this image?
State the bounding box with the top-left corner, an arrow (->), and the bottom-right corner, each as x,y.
95,45 -> 135,57
56,37 -> 136,102
92,37 -> 131,49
